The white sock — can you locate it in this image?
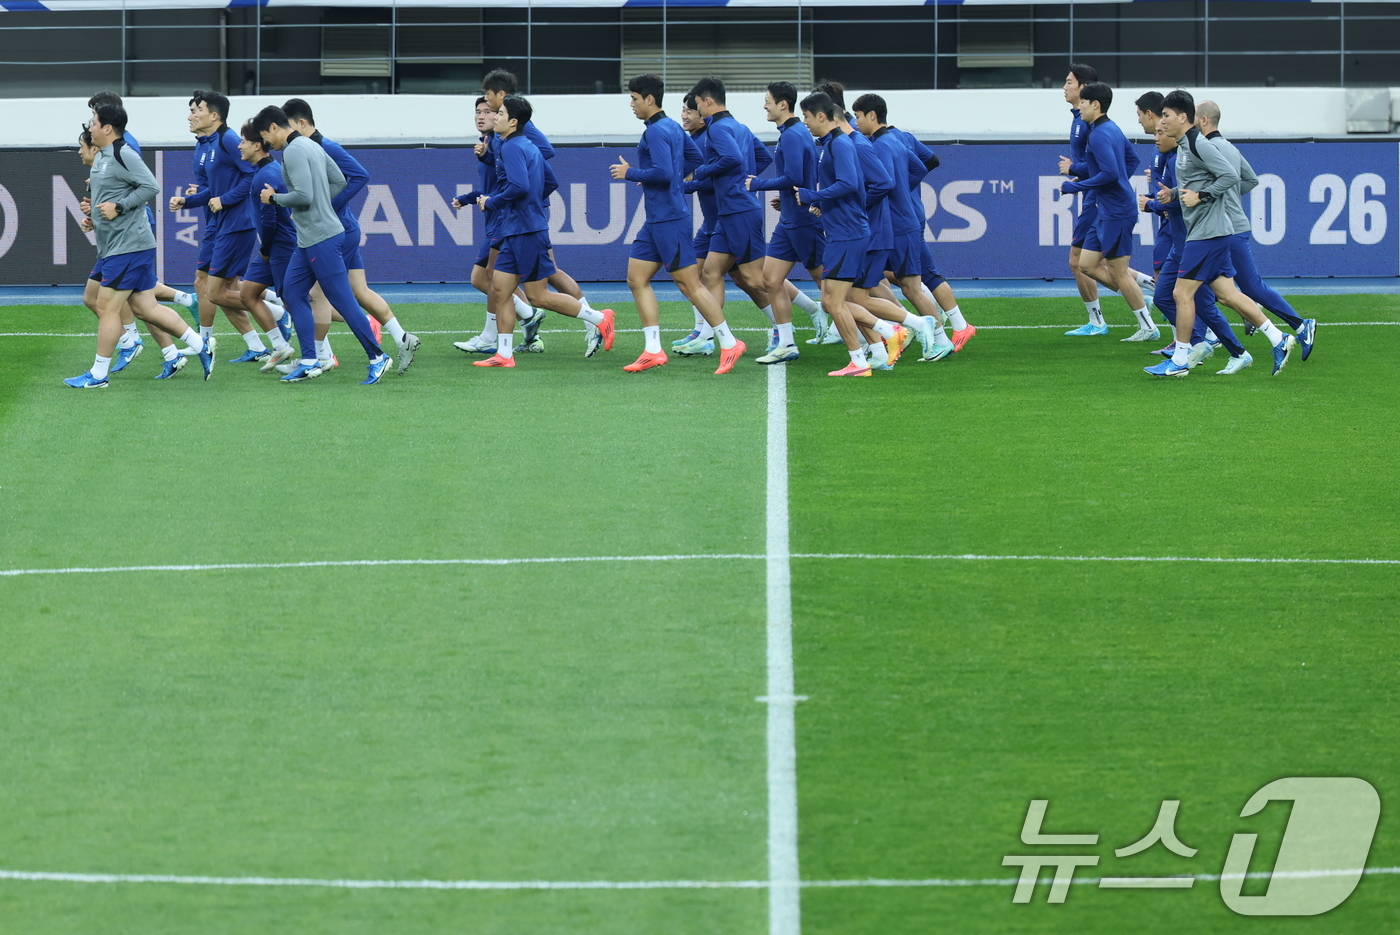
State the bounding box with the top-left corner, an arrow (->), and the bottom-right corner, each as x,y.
869,341 -> 889,365
712,321 -> 737,350
580,296 -> 597,315
482,312 -> 498,342
696,318 -> 715,339
384,316 -> 407,344
199,325 -> 213,341
930,317 -> 949,341
1131,306 -> 1150,330
870,319 -> 896,340
643,325 -> 661,354
497,332 -> 514,359
266,299 -> 287,318
1205,328 -> 1219,342
118,323 -> 139,348
1134,269 -> 1155,287
511,294 -> 533,319
173,290 -> 195,308
1084,300 -> 1103,327
759,304 -> 776,325
692,306 -> 706,331
91,354 -> 111,380
577,307 -> 605,327
777,322 -> 795,346
920,283 -> 945,323
242,331 -> 266,352
180,329 -> 204,354
1171,340 -> 1191,366
265,330 -> 289,352
850,347 -> 868,367
315,338 -> 332,361
945,305 -> 969,332
161,344 -> 179,362
264,288 -> 278,303
901,310 -> 922,328
1260,320 -> 1285,348
792,291 -> 820,314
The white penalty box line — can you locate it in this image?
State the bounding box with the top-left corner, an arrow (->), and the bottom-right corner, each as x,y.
3,551 -> 1399,579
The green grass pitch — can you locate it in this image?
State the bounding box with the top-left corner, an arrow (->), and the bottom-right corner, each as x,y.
0,293 -> 1396,934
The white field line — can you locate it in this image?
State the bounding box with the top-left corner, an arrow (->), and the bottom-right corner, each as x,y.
0,866 -> 1394,892
4,322 -> 1398,339
4,552 -> 1398,579
765,364 -> 801,935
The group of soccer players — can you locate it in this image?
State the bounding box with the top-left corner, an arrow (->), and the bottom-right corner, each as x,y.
1058,63 -> 1317,377
66,64 -> 1312,387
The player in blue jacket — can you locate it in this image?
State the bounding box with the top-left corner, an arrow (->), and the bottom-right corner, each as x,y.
610,74 -> 744,374
473,96 -> 616,369
236,120 -> 298,371
1059,82 -> 1157,342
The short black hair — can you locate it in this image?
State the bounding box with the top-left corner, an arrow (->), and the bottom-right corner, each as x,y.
251,105 -> 290,136
87,90 -> 122,110
767,81 -> 797,113
814,80 -> 845,110
474,96 -> 489,109
482,68 -> 518,95
1134,91 -> 1164,117
799,91 -> 838,121
628,73 -> 665,107
239,118 -> 266,147
1079,82 -> 1112,112
1068,63 -> 1098,86
190,89 -> 229,125
682,93 -> 699,112
689,76 -> 726,106
282,97 -> 314,125
1162,89 -> 1195,123
851,92 -> 887,124
500,94 -> 533,130
79,125 -> 94,148
92,102 -> 128,135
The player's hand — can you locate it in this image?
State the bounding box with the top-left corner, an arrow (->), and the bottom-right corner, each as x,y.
1156,182 -> 1174,204
684,172 -> 693,183
1138,193 -> 1150,211
1058,155 -> 1072,175
209,196 -> 223,213
473,141 -> 488,157
168,195 -> 186,211
608,156 -> 630,180
80,217 -> 94,233
97,202 -> 119,220
1180,188 -> 1200,207
259,183 -> 276,204
451,197 -> 464,209
185,183 -> 199,196
771,197 -> 780,210
476,195 -> 488,211
793,186 -> 803,205
744,175 -> 756,191
80,197 -> 91,217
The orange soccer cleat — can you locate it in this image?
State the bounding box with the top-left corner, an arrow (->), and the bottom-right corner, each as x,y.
623,350 -> 668,372
885,325 -> 909,366
714,340 -> 747,374
472,353 -> 516,368
952,324 -> 977,352
598,308 -> 616,351
827,361 -> 872,377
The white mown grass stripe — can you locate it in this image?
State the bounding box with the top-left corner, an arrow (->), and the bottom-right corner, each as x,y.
1,866 -> 1393,891
765,364 -> 801,935
793,553 -> 1400,566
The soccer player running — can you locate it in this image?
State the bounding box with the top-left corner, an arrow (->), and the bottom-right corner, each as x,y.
236,120 -> 299,372
280,99 -> 421,374
473,96 -> 616,369
1059,65 -> 1155,336
254,105 -> 392,384
1058,82 -> 1158,342
1195,100 -> 1317,361
610,74 -> 744,373
1140,122 -> 1252,373
1135,92 -> 1175,282
67,103 -> 211,388
169,90 -> 270,362
746,81 -> 829,362
1151,90 -> 1294,377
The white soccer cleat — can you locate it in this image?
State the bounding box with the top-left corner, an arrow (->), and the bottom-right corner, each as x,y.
1120,326 -> 1161,343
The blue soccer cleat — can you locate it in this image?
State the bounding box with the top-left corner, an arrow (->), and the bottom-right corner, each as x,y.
1297,319 -> 1316,361
154,356 -> 188,380
228,347 -> 271,363
1144,359 -> 1190,377
63,370 -> 108,389
763,328 -> 780,356
110,338 -> 144,373
279,361 -> 323,383
671,329 -> 702,348
520,310 -> 544,347
196,335 -> 216,380
277,310 -> 292,343
1066,323 -> 1110,336
361,354 -> 392,385
1271,334 -> 1297,375
675,337 -> 715,357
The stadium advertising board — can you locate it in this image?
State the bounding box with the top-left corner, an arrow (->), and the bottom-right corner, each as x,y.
2,141 -> 1396,286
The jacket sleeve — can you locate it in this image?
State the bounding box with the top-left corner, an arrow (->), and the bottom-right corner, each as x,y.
1061,136 -> 1119,194
905,146 -> 928,188
116,153 -> 159,215
325,153 -> 347,201
215,132 -> 256,205
1193,137 -> 1241,200
1236,150 -> 1259,196
860,144 -> 893,208
693,124 -> 741,181
525,122 -> 555,160
271,146 -> 312,208
328,144 -> 369,213
625,128 -> 674,186
800,138 -> 859,205
683,134 -> 703,175
487,143 -> 529,209
752,136 -> 774,172
542,160 -> 559,200
749,131 -> 806,191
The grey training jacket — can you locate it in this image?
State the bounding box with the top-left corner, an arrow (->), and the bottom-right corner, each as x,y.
270,133 -> 346,249
1172,128 -> 1241,242
1207,132 -> 1259,236
90,139 -> 158,258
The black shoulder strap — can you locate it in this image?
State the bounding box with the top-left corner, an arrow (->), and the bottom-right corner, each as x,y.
1184,127 -> 1201,159
111,137 -> 129,170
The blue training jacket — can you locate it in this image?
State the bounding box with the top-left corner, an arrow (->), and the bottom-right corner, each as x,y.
870,127 -> 927,237
748,116 -> 819,230
310,131 -> 367,234
797,129 -> 868,242
850,130 -> 894,250
692,110 -> 771,217
486,131 -> 549,237
626,110 -> 700,226
182,125 -> 256,233
251,156 -> 297,259
1060,116 -> 1139,222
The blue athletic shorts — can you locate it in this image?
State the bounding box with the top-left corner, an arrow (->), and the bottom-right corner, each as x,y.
244,246 -> 294,292
767,223 -> 825,270
197,219 -> 216,271
692,223 -> 717,261
208,227 -> 257,280
475,237 -> 500,269
97,248 -> 158,293
710,209 -> 765,265
1092,215 -> 1136,261
856,249 -> 890,289
1178,235 -> 1236,283
886,232 -> 924,279
495,231 -> 557,282
631,218 -> 696,272
338,226 -> 364,271
88,259 -> 102,282
822,237 -> 870,283
1071,200 -> 1097,248
1152,222 -> 1173,272
918,241 -> 946,291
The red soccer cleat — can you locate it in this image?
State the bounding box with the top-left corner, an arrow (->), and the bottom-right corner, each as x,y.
828,361 -> 872,377
623,350 -> 668,372
952,324 -> 977,352
598,308 -> 616,351
885,325 -> 909,366
714,339 -> 747,374
472,353 -> 516,368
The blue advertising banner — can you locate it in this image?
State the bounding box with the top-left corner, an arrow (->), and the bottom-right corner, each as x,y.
17,139 -> 1398,287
